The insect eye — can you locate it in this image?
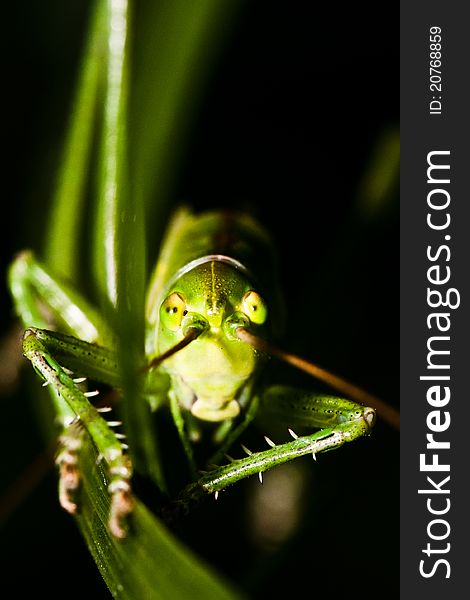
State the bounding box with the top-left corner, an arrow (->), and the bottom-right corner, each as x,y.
241,290 -> 267,325
160,292 -> 188,331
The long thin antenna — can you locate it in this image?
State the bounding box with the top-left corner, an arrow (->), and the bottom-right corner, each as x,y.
236,327 -> 400,431
144,328 -> 200,372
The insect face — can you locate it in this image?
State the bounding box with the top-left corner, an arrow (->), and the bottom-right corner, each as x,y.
157,261 -> 267,421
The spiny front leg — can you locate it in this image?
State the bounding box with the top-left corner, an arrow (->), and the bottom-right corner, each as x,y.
180,385 -> 376,505
55,420 -> 84,514
8,250 -> 112,343
23,328 -> 133,538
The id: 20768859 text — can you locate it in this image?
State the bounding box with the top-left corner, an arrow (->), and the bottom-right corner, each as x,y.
429,26 -> 442,115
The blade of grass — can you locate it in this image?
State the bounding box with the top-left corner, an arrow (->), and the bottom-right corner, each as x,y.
92,0 -> 165,490
44,0 -> 107,280
76,436 -> 242,600
356,127 -> 400,219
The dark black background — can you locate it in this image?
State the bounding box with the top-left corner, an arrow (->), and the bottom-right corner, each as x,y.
1,2 -> 398,598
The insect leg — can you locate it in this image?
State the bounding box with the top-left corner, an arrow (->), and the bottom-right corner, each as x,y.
258,384 -> 377,432
169,390 -> 198,478
55,419 -> 85,515
23,328 -> 133,538
179,385 -> 375,504
8,250 -> 112,343
208,395 -> 260,467
25,327 -> 121,388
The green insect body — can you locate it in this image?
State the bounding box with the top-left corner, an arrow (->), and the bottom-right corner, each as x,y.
8,207 -> 377,538
146,209 -> 275,424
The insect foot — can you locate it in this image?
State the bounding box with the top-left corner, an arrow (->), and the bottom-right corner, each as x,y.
107,454 -> 134,539
55,421 -> 84,514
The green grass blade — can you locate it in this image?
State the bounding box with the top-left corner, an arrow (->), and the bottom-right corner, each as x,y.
77,438 -> 242,600
44,1 -> 107,279
91,0 -> 165,490
356,127 -> 400,219
93,0 -> 132,310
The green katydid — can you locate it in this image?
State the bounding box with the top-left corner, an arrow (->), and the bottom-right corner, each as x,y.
8,206 -> 398,538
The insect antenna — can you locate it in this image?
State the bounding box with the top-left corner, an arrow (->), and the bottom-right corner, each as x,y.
236,327 -> 400,431
144,326 -> 203,372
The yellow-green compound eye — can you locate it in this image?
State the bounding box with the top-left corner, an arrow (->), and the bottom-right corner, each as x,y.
241,290 -> 267,325
160,292 -> 188,331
